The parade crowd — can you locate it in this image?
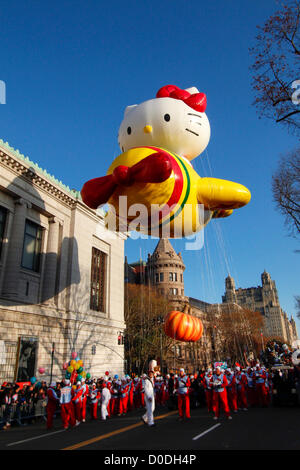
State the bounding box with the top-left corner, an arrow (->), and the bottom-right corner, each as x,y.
2,360 -> 297,431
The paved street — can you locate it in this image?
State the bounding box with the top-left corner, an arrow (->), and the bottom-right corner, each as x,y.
1,405 -> 300,451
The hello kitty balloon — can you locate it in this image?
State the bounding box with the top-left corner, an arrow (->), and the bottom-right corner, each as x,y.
81,85 -> 251,237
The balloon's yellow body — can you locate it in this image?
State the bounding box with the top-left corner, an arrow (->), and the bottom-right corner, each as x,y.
105,146 -> 250,238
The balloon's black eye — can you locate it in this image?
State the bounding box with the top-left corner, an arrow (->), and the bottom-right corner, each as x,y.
127,127 -> 132,135
164,114 -> 170,122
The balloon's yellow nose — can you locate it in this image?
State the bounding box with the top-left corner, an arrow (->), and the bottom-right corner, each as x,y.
144,125 -> 152,134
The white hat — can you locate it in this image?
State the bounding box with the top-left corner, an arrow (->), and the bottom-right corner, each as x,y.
76,381 -> 81,385
180,368 -> 185,372
64,379 -> 70,385
190,375 -> 194,379
236,366 -> 240,371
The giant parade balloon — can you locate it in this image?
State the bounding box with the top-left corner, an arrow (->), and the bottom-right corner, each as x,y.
164,310 -> 203,342
81,84 -> 251,238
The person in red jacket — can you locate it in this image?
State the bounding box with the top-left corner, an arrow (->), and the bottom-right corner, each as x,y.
225,369 -> 238,413
133,377 -> 142,409
72,381 -> 83,424
175,368 -> 191,420
253,364 -> 268,407
46,382 -> 59,430
80,379 -> 89,422
89,383 -> 100,420
235,367 -> 248,410
210,367 -> 231,420
119,378 -> 130,415
128,378 -> 134,411
110,378 -> 120,416
203,368 -> 213,412
60,379 -> 76,429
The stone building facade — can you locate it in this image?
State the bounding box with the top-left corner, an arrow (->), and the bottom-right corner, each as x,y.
222,271 -> 298,344
0,140 -> 126,384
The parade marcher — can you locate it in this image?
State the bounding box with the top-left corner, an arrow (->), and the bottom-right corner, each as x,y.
210,367 -> 231,420
110,377 -> 120,416
245,367 -> 255,407
154,376 -> 162,405
80,379 -> 89,423
175,368 -> 191,420
133,377 -> 142,409
203,368 -> 213,413
254,364 -> 268,407
89,383 -> 100,420
46,382 -> 60,430
119,378 -> 130,416
225,369 -> 238,413
101,382 -> 111,420
235,367 -> 248,410
128,377 -> 134,411
142,370 -> 156,427
72,381 -> 83,424
60,379 -> 76,429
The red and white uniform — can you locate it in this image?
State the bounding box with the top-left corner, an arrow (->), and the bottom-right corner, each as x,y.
133,378 -> 142,409
210,371 -> 230,418
72,384 -> 83,422
175,373 -> 191,419
60,385 -> 76,428
154,379 -> 162,405
89,386 -> 100,420
225,372 -> 237,412
245,369 -> 255,406
46,385 -> 59,429
203,371 -> 213,412
110,381 -> 120,415
254,367 -> 268,407
80,382 -> 89,422
119,381 -> 129,415
235,370 -> 248,409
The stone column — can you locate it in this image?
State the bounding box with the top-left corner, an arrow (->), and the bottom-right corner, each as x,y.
42,217 -> 60,305
2,198 -> 32,298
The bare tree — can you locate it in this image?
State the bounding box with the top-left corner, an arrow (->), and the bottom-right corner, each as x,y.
250,0 -> 300,134
124,283 -> 172,373
272,148 -> 300,236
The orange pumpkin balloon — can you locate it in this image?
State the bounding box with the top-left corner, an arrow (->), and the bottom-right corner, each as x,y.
164,310 -> 203,342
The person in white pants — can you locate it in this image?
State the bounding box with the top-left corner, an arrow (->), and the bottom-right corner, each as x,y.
101,383 -> 111,420
142,370 -> 155,427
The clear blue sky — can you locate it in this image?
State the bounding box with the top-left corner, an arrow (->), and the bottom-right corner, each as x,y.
1,1 -> 299,330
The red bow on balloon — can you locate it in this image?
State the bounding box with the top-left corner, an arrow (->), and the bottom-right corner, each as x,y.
156,85 -> 207,113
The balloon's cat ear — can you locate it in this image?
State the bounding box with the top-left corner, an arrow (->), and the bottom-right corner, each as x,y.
124,104 -> 138,116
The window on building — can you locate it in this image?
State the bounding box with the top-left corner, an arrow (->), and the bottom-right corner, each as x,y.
0,206 -> 7,257
160,272 -> 164,282
90,247 -> 107,312
22,220 -> 43,272
180,274 -> 183,282
155,273 -> 159,283
169,272 -> 174,281
169,287 -> 178,295
174,273 -> 177,282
